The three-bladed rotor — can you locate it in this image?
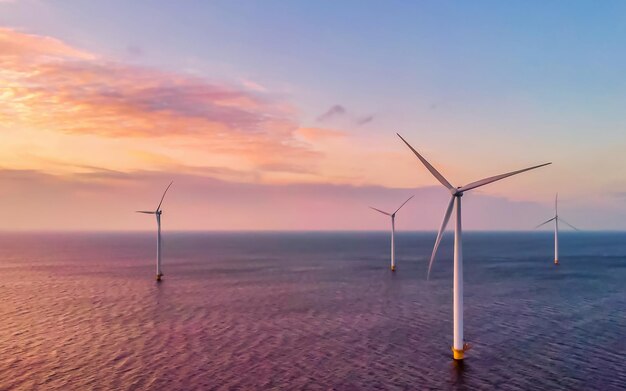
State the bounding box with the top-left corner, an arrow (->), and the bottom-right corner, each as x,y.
369,195 -> 415,218
535,193 -> 580,231
397,133 -> 551,279
136,181 -> 173,215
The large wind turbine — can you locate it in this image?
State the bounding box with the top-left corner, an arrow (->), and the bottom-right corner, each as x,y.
535,193 -> 579,265
397,133 -> 551,360
370,195 -> 414,271
137,181 -> 173,282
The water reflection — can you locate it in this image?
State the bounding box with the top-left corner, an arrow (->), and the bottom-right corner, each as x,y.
450,359 -> 467,389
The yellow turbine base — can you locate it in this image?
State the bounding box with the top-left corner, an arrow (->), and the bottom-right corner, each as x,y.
554,259 -> 559,265
156,274 -> 163,282
452,343 -> 471,360
391,265 -> 396,272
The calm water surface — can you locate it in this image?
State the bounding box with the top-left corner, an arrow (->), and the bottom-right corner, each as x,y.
0,232 -> 624,390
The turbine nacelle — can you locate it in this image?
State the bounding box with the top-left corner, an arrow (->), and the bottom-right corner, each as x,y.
136,181 -> 173,217
535,193 -> 580,231
369,195 -> 414,219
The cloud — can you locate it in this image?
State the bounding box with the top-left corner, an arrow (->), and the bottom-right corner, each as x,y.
316,104 -> 374,126
0,27 -> 318,175
240,79 -> 267,92
0,167 -> 563,231
316,104 -> 347,122
356,115 -> 374,125
0,27 -> 93,63
1,54 -> 283,137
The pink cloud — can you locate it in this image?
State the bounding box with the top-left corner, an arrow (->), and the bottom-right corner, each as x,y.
0,27 -> 318,174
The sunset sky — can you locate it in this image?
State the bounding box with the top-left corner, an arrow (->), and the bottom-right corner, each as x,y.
1,1 -> 626,230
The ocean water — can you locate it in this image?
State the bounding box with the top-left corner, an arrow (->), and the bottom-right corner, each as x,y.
0,231 -> 624,390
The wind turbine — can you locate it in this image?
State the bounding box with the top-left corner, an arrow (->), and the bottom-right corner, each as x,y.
397,133 -> 551,360
137,181 -> 173,282
370,195 -> 414,272
535,193 -> 579,265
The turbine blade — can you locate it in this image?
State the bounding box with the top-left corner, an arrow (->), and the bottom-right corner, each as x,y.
534,217 -> 556,229
396,133 -> 454,191
559,218 -> 580,231
369,206 -> 391,216
459,162 -> 552,192
427,196 -> 455,280
136,211 -> 155,214
156,181 -> 173,212
393,195 -> 415,215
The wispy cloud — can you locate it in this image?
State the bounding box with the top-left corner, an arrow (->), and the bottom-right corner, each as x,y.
316,104 -> 347,122
0,27 -> 318,176
316,104 -> 373,126
356,115 -> 374,125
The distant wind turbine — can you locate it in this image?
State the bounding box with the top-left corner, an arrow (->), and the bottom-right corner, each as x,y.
370,195 -> 414,271
535,193 -> 579,265
397,133 -> 551,360
137,181 -> 173,282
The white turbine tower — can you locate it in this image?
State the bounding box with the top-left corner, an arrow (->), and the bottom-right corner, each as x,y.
535,193 -> 579,265
370,195 -> 414,272
137,181 -> 173,282
397,133 -> 551,360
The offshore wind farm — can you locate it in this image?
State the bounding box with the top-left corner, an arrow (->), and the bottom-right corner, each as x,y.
0,231 -> 624,390
1,1 -> 626,390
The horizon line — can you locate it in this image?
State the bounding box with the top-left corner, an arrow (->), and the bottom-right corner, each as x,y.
0,229 -> 620,234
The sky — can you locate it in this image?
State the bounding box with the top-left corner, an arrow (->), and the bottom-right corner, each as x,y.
1,0 -> 625,230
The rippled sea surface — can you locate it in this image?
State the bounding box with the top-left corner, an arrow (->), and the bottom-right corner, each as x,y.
0,232 -> 624,390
